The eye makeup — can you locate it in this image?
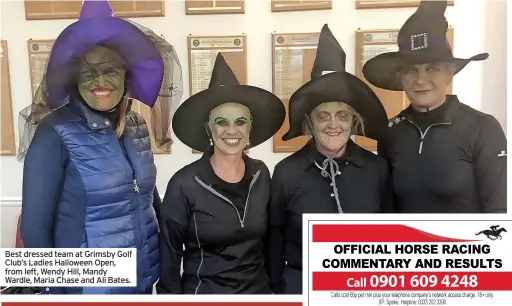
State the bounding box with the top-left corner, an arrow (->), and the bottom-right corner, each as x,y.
213,117 -> 249,126
213,117 -> 228,126
315,111 -> 351,122
235,117 -> 249,126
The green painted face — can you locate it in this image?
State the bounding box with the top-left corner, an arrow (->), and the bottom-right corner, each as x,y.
77,46 -> 127,111
208,102 -> 251,155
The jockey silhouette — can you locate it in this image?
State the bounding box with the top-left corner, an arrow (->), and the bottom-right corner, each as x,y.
476,226 -> 507,240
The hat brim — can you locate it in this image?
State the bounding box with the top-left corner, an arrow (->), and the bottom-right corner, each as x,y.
282,71 -> 388,142
172,85 -> 285,152
47,17 -> 164,108
362,51 -> 489,91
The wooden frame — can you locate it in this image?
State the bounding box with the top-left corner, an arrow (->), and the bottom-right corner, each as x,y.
1,41 -> 16,155
271,0 -> 332,12
24,1 -> 165,20
271,32 -> 320,153
109,0 -> 165,18
356,0 -> 454,9
24,0 -> 82,20
185,0 -> 245,15
187,35 -> 248,153
353,27 -> 454,151
27,39 -> 55,97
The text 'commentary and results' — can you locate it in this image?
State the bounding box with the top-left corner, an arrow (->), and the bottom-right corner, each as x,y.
0,248 -> 136,287
307,220 -> 512,306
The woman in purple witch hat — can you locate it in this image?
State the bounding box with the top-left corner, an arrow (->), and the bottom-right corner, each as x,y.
17,0 -> 183,294
363,0 -> 506,213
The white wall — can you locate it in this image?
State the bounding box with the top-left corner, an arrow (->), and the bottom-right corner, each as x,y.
0,0 -> 507,247
481,0 -> 507,134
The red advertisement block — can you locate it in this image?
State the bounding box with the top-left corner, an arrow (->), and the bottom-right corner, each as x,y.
312,224 -> 479,243
307,218 -> 512,306
313,271 -> 512,291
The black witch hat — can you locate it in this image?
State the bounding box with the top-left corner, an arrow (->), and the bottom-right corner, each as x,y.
362,0 -> 488,91
282,24 -> 388,142
172,53 -> 285,152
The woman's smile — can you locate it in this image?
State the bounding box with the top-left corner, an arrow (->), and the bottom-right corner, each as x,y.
90,87 -> 113,99
325,131 -> 342,137
222,137 -> 242,146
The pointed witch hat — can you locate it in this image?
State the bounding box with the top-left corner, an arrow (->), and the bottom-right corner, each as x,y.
172,53 -> 285,152
45,0 -> 164,108
362,0 -> 488,91
282,24 -> 388,142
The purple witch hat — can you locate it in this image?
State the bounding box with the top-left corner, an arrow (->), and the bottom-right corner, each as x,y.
79,0 -> 114,19
45,0 -> 164,109
17,0 -> 183,161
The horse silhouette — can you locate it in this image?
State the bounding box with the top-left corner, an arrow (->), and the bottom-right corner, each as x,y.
475,227 -> 507,240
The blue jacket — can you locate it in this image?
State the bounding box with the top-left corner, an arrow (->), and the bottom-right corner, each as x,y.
21,100 -> 160,294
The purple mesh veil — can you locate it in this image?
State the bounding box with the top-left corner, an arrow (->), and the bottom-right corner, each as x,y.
17,0 -> 183,161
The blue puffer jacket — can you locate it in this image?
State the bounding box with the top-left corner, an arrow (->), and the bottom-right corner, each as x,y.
21,100 -> 159,294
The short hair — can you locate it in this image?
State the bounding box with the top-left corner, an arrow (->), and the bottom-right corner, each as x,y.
443,61 -> 457,76
394,61 -> 457,87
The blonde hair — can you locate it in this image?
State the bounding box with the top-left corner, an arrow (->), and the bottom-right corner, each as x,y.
115,98 -> 128,138
302,102 -> 365,137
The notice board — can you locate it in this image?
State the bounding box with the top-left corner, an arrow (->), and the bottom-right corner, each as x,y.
1,41 -> 16,155
108,0 -> 165,18
353,27 -> 454,151
24,1 -> 164,20
271,0 -> 332,12
187,35 -> 248,153
185,0 -> 245,15
28,40 -> 55,98
271,32 -> 320,153
24,0 -> 82,20
355,0 -> 454,9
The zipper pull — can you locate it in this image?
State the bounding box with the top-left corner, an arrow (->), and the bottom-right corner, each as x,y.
241,222 -> 245,228
418,140 -> 424,154
133,179 -> 140,193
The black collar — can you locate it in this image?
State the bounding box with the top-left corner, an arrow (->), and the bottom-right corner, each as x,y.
401,94 -> 460,123
69,93 -> 125,131
299,138 -> 364,171
197,146 -> 257,184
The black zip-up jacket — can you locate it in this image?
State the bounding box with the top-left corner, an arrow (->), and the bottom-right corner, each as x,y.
378,95 -> 507,213
156,147 -> 271,294
266,140 -> 392,294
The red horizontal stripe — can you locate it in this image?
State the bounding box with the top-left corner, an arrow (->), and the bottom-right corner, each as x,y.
312,224 -> 479,243
2,302 -> 302,306
312,271 -> 512,291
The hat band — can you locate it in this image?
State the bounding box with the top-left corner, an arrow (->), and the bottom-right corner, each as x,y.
399,33 -> 452,52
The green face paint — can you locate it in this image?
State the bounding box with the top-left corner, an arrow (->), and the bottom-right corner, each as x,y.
208,102 -> 251,155
77,46 -> 127,111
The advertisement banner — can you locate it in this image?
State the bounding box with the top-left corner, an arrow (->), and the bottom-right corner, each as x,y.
305,215 -> 512,306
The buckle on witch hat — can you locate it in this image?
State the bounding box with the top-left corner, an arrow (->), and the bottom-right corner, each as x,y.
410,33 -> 428,50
